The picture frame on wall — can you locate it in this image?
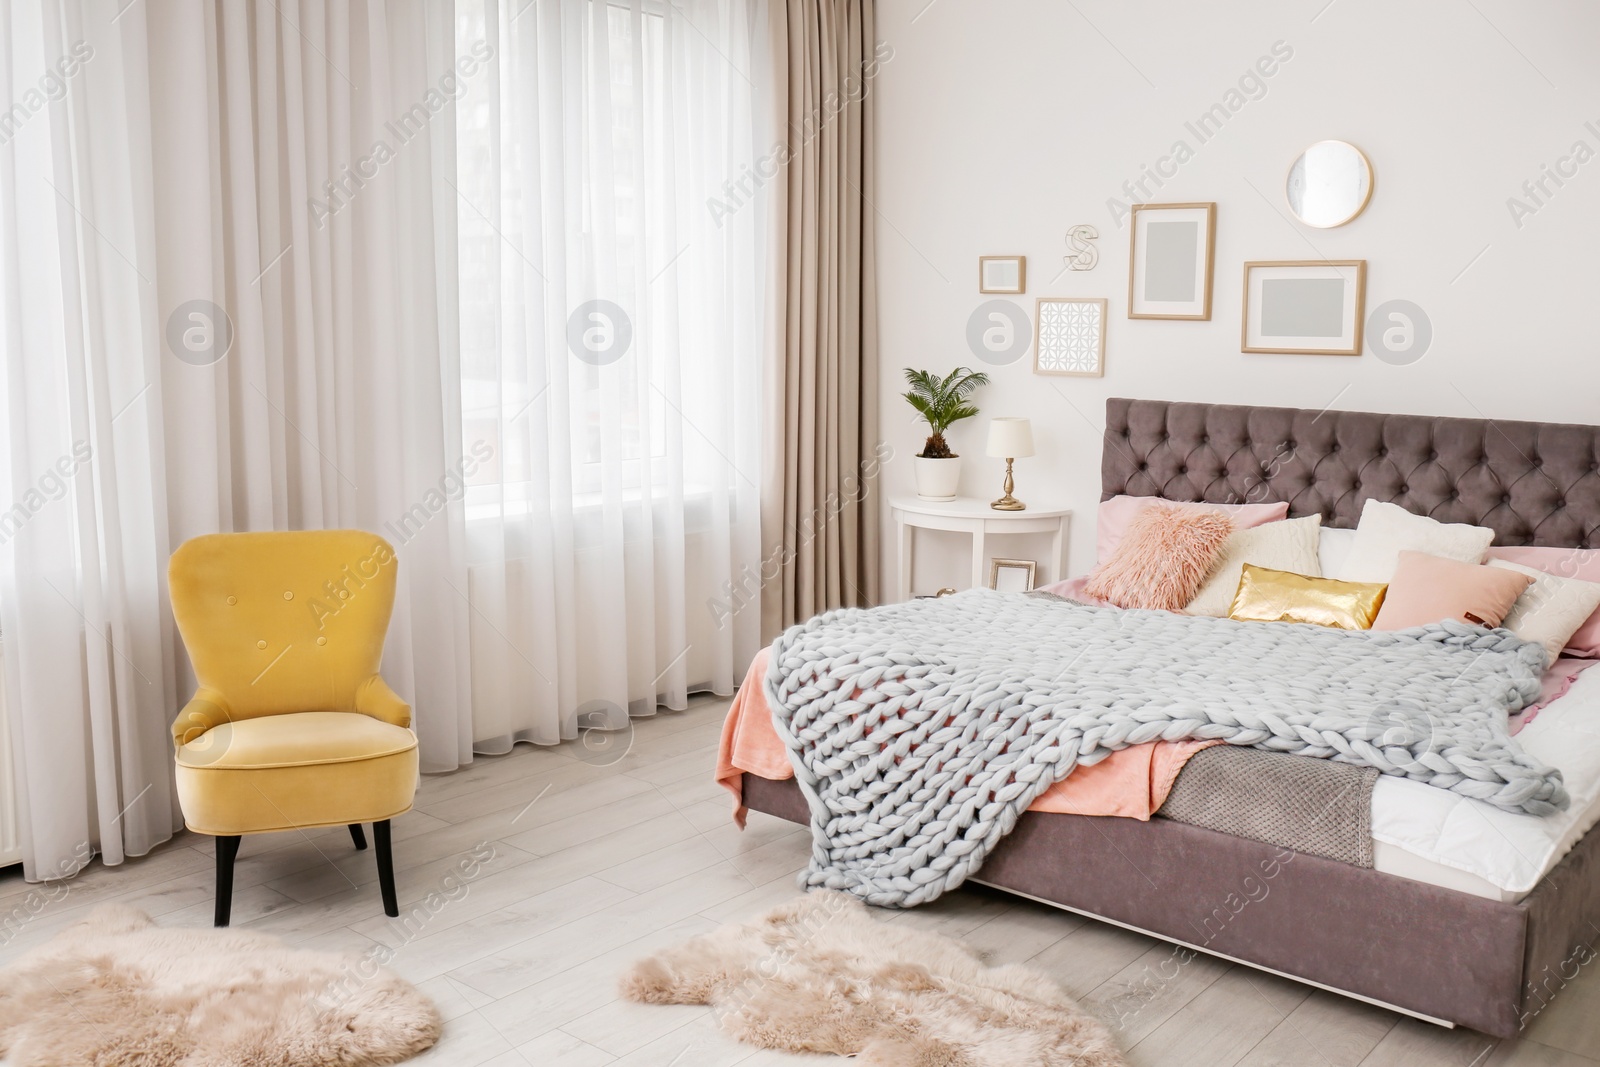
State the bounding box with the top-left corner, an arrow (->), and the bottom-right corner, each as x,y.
979,256 -> 1026,294
1034,297 -> 1107,377
1128,202 -> 1216,320
989,558 -> 1037,593
1241,260 -> 1367,355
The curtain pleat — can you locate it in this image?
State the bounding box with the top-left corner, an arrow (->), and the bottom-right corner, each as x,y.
1,0 -> 179,878
760,0 -> 880,641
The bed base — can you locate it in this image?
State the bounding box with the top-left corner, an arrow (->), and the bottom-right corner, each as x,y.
741,773 -> 1600,1039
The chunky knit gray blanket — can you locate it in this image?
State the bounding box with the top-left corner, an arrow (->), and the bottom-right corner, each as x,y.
764,589 -> 1564,907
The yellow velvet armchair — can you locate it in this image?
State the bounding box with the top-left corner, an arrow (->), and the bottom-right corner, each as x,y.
169,530 -> 419,926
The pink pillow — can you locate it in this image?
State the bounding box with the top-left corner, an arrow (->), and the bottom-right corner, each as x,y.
1487,547 -> 1600,657
1372,551 -> 1534,631
1097,496 -> 1288,563
1084,504 -> 1234,611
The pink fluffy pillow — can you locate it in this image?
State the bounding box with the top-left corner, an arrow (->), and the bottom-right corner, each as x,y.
1084,504 -> 1234,611
1097,495 -> 1288,563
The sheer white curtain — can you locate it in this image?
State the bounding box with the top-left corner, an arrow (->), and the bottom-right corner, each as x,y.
143,1 -> 476,774
1,0 -> 179,880
455,0 -> 766,748
0,0 -> 479,881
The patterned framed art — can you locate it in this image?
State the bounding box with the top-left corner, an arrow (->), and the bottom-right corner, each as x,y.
1034,297 -> 1107,377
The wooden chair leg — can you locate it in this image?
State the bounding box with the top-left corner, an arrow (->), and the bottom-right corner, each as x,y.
373,819 -> 398,917
349,823 -> 368,851
214,835 -> 242,927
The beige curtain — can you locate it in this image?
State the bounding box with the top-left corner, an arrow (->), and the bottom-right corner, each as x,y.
761,0 -> 882,641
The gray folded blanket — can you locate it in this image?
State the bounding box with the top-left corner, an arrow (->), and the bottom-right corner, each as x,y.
1159,746 -> 1380,867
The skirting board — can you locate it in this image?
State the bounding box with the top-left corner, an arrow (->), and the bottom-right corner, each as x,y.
740,772 -> 1600,1039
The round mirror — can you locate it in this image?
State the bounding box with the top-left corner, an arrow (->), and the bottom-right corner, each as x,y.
1285,140 -> 1374,228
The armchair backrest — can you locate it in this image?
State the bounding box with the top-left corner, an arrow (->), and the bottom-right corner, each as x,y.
169,531 -> 398,720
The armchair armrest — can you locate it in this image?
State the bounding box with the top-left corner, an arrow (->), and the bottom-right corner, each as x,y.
356,674 -> 412,728
172,689 -> 233,748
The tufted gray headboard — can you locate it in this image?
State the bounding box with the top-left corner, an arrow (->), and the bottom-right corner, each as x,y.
1103,397 -> 1600,549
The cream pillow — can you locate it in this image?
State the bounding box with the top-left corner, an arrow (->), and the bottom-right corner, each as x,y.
1489,560 -> 1600,663
1317,526 -> 1356,575
1333,499 -> 1494,584
1185,515 -> 1323,617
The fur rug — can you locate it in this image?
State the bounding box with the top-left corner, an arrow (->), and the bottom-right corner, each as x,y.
620,891 -> 1128,1066
0,903 -> 439,1066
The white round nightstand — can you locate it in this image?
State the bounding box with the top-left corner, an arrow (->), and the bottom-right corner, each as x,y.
890,497 -> 1072,602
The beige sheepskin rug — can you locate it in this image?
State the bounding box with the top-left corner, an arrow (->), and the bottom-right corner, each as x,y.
620,890 -> 1129,1066
0,903 -> 440,1066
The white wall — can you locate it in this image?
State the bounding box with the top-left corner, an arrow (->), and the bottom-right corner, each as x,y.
873,0 -> 1600,595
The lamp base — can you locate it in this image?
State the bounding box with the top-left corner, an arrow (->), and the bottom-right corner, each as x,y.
991,457 -> 1025,510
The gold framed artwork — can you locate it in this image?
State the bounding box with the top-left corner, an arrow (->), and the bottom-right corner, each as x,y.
989,558 -> 1036,593
1241,260 -> 1367,356
1034,297 -> 1106,378
979,256 -> 1026,294
1128,202 -> 1216,320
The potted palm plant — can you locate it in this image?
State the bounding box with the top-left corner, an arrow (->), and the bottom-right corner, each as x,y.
903,366 -> 990,501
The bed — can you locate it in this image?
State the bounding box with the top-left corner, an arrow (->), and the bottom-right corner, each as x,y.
732,396 -> 1600,1039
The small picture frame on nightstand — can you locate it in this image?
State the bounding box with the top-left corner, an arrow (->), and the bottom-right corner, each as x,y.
989,559 -> 1037,593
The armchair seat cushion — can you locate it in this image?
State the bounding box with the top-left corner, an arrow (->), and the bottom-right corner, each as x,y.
175,712 -> 418,836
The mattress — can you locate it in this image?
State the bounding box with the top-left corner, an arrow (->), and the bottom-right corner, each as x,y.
1370,662 -> 1600,902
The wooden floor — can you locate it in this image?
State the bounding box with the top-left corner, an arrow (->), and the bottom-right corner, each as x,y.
0,694 -> 1596,1066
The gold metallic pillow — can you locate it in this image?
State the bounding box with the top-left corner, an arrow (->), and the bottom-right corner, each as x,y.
1228,563 -> 1388,630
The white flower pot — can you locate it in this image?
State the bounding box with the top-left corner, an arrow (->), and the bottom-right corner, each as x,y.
914,456 -> 962,501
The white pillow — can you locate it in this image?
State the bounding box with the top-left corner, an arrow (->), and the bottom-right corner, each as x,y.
1318,526 -> 1357,576
1489,560 -> 1600,663
1185,515 -> 1324,617
1333,499 -> 1494,584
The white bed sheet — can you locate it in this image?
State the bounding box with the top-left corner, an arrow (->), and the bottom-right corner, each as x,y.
1370,663 -> 1600,902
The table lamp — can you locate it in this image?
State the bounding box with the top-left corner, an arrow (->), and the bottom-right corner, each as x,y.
986,417 -> 1034,511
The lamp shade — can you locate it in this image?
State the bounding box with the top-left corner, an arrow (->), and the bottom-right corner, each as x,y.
986,417 -> 1035,459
